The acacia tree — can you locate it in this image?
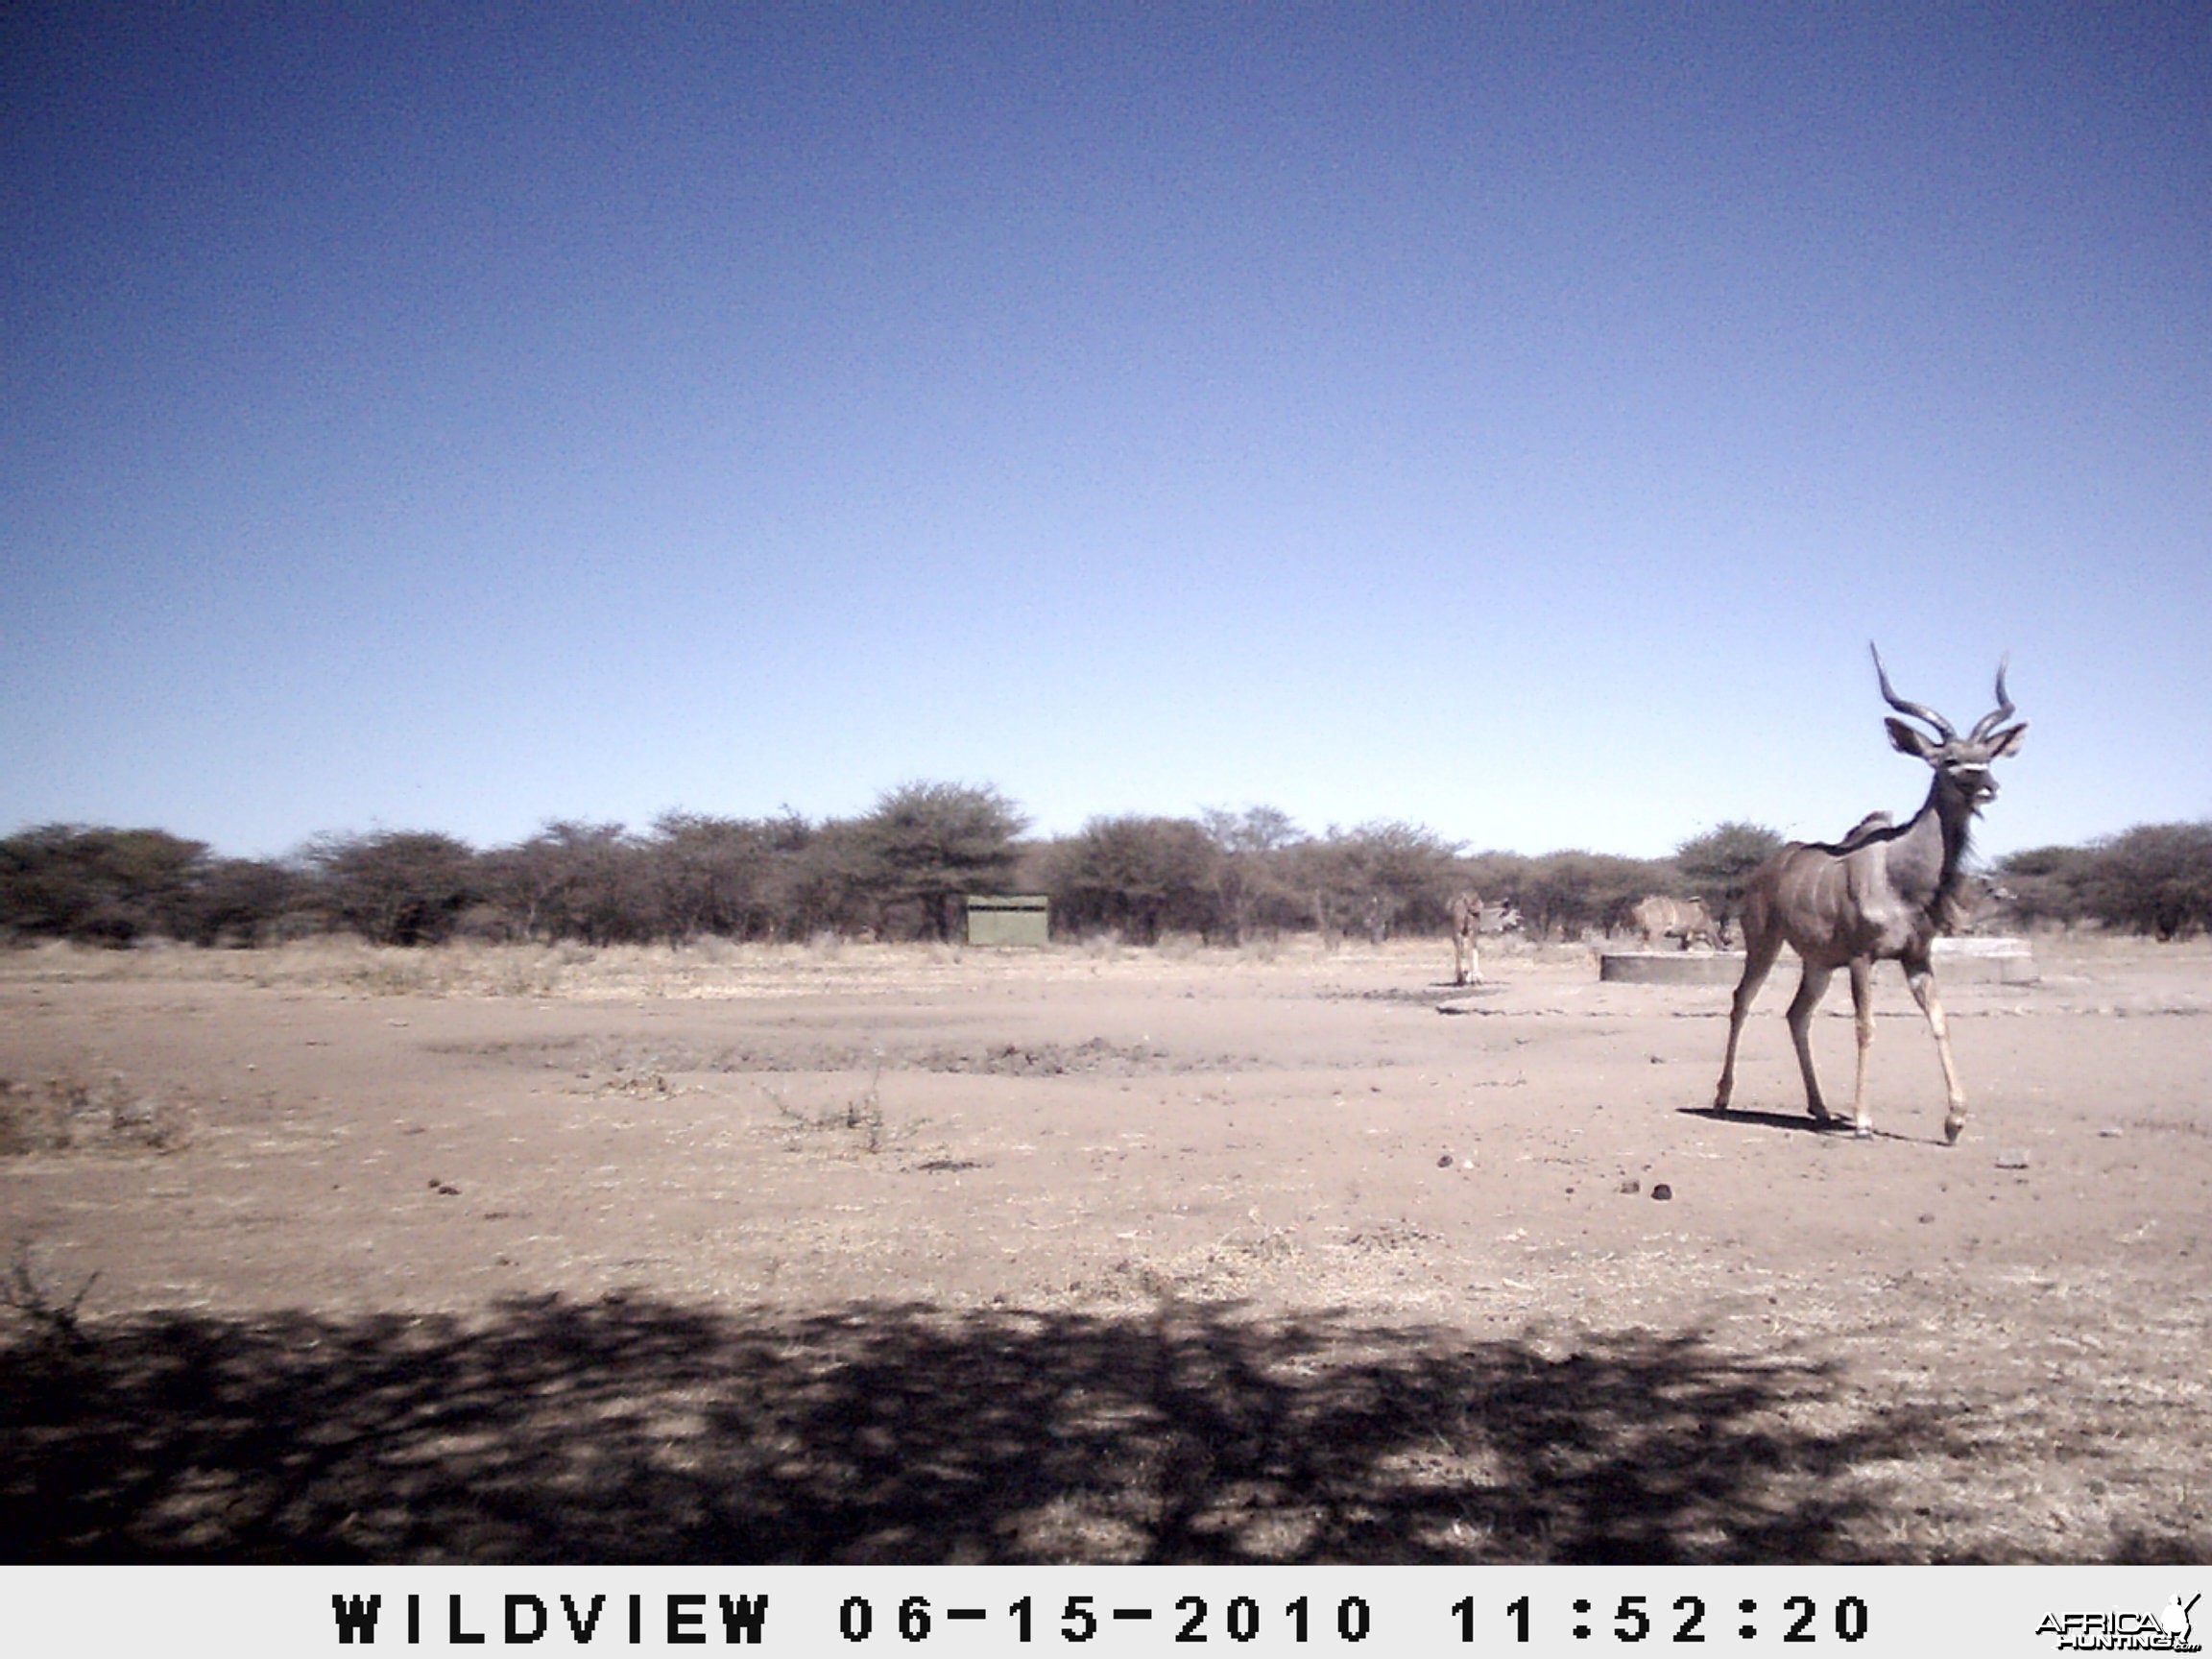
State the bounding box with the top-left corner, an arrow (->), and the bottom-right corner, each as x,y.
477,836 -> 565,942
1673,822 -> 1785,938
308,830 -> 479,946
479,822 -> 655,944
847,782 -> 1028,941
1046,815 -> 1217,943
184,857 -> 302,947
1995,843 -> 2094,931
1199,805 -> 1305,943
2072,823 -> 2212,940
1292,822 -> 1464,944
770,817 -> 878,939
646,811 -> 791,942
1514,851 -> 1663,940
0,825 -> 209,945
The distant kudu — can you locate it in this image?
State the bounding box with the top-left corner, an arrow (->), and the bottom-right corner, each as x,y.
1448,891 -> 1485,986
1631,894 -> 1719,950
1445,891 -> 1520,984
1714,646 -> 2027,1143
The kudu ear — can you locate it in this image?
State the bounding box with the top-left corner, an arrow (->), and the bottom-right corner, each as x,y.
1886,717 -> 1939,760
1984,721 -> 2028,759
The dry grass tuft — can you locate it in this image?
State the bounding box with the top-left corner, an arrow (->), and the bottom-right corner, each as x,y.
0,1070 -> 192,1157
758,1068 -> 896,1155
1,1242 -> 99,1347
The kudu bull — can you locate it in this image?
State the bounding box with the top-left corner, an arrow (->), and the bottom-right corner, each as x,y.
1714,647 -> 2027,1143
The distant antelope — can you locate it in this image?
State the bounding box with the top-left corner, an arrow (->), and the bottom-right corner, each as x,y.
1713,646 -> 2027,1143
1630,894 -> 1719,950
1448,890 -> 1484,986
1445,892 -> 1519,984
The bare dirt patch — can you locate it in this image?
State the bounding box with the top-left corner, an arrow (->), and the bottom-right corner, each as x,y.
2,935 -> 2207,1563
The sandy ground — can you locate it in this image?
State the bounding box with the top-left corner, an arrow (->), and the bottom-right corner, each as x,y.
2,933 -> 2207,1563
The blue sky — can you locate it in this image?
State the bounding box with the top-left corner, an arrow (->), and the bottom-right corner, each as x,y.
6,4 -> 2207,861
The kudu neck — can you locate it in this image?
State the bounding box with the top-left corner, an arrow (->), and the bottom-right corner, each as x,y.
1904,770 -> 1979,926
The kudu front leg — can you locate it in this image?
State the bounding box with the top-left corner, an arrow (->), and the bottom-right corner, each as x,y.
1847,958 -> 1875,1139
1904,962 -> 1968,1144
1785,964 -> 1837,1126
1707,937 -> 1778,1118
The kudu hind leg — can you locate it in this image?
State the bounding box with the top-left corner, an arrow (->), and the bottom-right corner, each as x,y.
1786,964 -> 1838,1124
1905,964 -> 1969,1144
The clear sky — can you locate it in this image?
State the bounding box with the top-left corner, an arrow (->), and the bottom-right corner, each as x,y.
6,5 -> 2207,862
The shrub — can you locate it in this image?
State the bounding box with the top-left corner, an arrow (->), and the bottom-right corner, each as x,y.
845,782 -> 1028,941
1046,815 -> 1218,944
2072,823 -> 2212,940
0,825 -> 209,946
305,830 -> 480,946
1672,822 -> 1786,935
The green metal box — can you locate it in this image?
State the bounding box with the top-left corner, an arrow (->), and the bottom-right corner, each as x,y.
965,894 -> 1049,947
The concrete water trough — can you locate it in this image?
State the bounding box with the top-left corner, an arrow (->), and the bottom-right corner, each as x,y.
1597,936 -> 2037,987
1930,935 -> 2038,983
1599,950 -> 1744,985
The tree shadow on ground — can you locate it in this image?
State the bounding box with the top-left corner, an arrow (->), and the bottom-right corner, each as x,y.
0,1296 -> 2006,1563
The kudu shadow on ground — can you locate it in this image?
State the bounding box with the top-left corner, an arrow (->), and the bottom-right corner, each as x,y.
0,1295 -> 1993,1564
1680,1105 -> 1842,1138
1679,1106 -> 1944,1146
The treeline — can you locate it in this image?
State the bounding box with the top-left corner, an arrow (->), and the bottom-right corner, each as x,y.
1997,824 -> 2212,942
5,785 -> 2208,949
